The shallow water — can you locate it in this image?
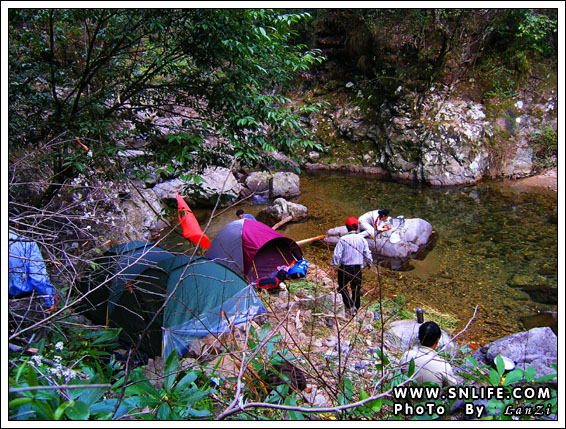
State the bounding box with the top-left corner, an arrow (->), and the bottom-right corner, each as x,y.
163,172 -> 558,346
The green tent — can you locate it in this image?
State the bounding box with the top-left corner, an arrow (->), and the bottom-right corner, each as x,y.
80,242 -> 268,357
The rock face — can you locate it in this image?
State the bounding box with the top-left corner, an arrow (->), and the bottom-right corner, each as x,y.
244,171 -> 271,195
471,327 -> 557,383
381,91 -> 491,186
54,175 -> 168,257
302,83 -> 557,186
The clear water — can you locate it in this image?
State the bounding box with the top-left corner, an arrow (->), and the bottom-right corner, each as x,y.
162,172 -> 558,345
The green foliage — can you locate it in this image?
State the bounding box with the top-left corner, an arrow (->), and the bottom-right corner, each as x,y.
8,8 -> 325,201
477,9 -> 556,100
9,327 -> 121,420
118,352 -> 215,420
530,125 -> 558,169
369,294 -> 413,324
287,279 -> 318,295
9,327 -> 216,420
8,300 -> 558,421
454,355 -> 558,421
515,10 -> 557,54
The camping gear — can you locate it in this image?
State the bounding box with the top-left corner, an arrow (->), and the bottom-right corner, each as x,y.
256,276 -> 280,290
389,231 -> 401,244
206,219 -> 303,283
283,258 -> 310,279
79,241 -> 267,357
295,234 -> 326,246
80,241 -> 172,323
176,191 -> 210,249
8,231 -> 54,307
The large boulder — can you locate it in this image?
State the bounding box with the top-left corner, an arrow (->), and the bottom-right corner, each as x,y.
152,167 -> 242,206
471,327 -> 557,383
501,146 -> 534,177
39,176 -> 168,285
270,172 -> 300,198
383,91 -> 491,186
325,217 -> 435,267
385,320 -> 456,356
245,171 -> 271,194
259,198 -> 308,223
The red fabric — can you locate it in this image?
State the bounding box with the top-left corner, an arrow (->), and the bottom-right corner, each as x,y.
240,219 -> 303,280
256,276 -> 279,289
176,191 -> 210,249
241,219 -> 283,273
346,216 -> 359,228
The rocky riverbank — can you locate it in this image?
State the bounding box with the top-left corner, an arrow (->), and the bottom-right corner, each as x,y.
512,168 -> 558,192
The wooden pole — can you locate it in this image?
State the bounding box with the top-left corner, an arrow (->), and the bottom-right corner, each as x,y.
272,215 -> 293,230
295,234 -> 326,246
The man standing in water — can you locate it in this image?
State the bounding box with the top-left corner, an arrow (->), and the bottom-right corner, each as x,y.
331,216 -> 373,317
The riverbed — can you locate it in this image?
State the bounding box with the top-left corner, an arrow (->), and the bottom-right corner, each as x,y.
165,171 -> 558,346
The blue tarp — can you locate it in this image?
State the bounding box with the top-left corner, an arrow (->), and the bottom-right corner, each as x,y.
9,231 -> 54,307
162,284 -> 268,357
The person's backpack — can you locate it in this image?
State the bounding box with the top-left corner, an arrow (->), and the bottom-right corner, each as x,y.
285,259 -> 309,279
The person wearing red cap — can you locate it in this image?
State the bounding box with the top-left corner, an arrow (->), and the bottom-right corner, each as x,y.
331,217 -> 373,317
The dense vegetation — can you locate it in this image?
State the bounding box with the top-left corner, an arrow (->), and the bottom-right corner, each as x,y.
7,7 -> 558,421
8,9 -> 325,207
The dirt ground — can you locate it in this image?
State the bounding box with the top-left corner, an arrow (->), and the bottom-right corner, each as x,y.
511,168 -> 558,192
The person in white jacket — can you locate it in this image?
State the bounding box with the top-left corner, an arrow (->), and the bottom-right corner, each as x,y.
357,209 -> 391,238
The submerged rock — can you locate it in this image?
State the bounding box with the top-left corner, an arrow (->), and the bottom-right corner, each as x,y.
259,197 -> 308,223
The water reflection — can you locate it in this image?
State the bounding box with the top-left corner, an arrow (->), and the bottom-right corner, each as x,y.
165,172 -> 558,345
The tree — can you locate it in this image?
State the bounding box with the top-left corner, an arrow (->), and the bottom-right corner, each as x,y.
8,8 -> 325,205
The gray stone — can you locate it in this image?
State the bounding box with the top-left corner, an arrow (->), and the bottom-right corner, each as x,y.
67,175 -> 166,244
152,178 -> 185,200
384,320 -> 456,356
259,197 -> 308,222
245,171 -> 271,193
153,167 -> 242,206
325,217 -> 433,260
471,327 -> 557,383
269,172 -> 300,198
502,146 -> 534,177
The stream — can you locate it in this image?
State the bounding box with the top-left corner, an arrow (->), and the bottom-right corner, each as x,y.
163,171 -> 558,346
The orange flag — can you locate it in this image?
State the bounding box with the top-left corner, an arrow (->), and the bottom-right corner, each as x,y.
176,191 -> 210,249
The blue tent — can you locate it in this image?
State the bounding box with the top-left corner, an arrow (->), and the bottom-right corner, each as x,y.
9,231 -> 54,307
